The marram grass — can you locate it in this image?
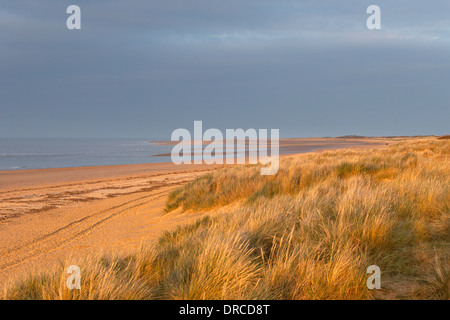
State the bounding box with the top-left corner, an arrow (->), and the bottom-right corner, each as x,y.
3,139 -> 449,300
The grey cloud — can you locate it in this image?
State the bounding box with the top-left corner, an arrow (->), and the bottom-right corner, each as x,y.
0,0 -> 449,138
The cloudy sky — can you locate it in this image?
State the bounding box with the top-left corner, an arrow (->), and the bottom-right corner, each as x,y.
0,0 -> 449,138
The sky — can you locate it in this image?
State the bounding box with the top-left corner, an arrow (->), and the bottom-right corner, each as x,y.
0,0 -> 449,138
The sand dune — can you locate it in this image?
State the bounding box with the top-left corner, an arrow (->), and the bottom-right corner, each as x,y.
0,138 -> 392,286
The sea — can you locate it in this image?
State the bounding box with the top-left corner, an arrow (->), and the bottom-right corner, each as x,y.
0,138 -> 173,171
0,137 -> 363,171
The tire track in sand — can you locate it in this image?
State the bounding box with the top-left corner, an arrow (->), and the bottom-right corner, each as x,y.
0,189 -> 170,273
0,166 -> 219,284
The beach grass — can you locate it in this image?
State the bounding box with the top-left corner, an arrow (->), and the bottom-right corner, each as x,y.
2,138 -> 449,300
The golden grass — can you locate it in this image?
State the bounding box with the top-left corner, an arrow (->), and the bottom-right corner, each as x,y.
2,139 -> 449,300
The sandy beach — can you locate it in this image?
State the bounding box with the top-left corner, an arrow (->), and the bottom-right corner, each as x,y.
0,162 -> 224,285
0,137 -> 391,286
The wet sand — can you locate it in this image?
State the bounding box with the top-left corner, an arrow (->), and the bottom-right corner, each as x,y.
152,137 -> 388,157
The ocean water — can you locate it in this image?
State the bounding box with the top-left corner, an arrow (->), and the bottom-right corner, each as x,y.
0,138 -> 173,171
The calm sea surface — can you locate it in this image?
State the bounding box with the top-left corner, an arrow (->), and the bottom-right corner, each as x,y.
0,138 -> 173,171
